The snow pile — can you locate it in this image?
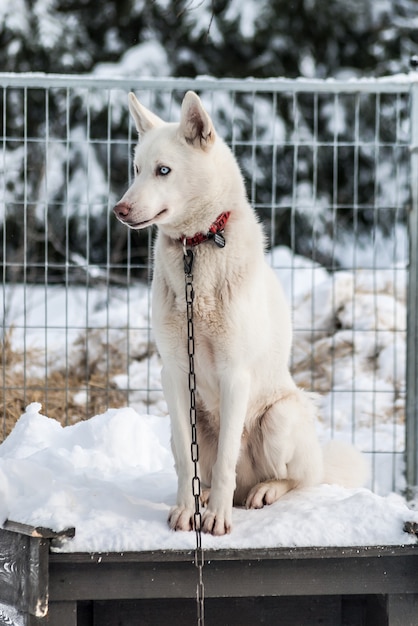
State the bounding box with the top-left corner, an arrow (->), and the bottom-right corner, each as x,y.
1,245 -> 408,496
291,263 -> 406,431
0,402 -> 416,553
1,246 -> 411,550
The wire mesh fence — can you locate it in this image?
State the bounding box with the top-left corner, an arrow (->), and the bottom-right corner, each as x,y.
0,73 -> 415,495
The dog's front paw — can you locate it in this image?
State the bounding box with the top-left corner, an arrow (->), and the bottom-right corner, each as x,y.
168,505 -> 197,531
200,488 -> 211,506
202,507 -> 232,535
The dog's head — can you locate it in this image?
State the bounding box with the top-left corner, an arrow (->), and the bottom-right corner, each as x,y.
114,91 -> 228,237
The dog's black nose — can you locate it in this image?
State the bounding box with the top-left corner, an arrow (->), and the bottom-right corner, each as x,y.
114,202 -> 131,220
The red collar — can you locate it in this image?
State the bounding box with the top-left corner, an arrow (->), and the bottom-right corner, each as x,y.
180,211 -> 230,248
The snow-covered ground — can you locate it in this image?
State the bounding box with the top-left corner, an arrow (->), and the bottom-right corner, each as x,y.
0,402 -> 416,553
1,245 -> 416,551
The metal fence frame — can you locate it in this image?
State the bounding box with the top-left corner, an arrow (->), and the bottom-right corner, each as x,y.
406,79 -> 418,494
1,72 -> 418,493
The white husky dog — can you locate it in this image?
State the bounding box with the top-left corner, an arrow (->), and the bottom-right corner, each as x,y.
114,91 -> 367,536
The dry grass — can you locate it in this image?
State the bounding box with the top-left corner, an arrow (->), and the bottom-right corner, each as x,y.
292,333 -> 355,392
1,329 -> 130,438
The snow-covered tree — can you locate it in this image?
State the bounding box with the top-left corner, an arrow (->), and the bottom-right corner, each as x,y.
0,0 -> 414,280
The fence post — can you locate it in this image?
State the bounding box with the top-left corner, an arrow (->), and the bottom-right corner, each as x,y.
406,78 -> 418,496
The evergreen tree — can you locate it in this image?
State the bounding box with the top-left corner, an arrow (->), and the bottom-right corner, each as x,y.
0,0 -> 415,281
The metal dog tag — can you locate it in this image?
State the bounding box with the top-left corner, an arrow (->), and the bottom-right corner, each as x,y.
213,232 -> 226,248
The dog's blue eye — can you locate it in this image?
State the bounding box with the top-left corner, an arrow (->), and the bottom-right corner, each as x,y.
158,165 -> 171,176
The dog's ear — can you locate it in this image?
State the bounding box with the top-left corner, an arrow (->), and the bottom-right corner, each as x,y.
179,91 -> 216,149
128,92 -> 164,137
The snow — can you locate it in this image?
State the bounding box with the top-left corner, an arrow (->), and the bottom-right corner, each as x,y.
1,243 -> 417,552
267,248 -> 406,474
93,41 -> 171,79
0,0 -> 28,35
223,0 -> 267,41
0,402 -> 416,553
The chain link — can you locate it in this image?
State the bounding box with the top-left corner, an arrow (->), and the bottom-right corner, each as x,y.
183,246 -> 205,626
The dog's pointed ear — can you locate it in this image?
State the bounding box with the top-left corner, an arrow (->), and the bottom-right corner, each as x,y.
128,92 -> 164,137
179,91 -> 216,149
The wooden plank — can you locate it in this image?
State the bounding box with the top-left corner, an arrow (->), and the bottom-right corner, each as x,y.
49,560 -> 198,601
0,530 -> 29,608
203,554 -> 418,598
0,601 -> 28,626
0,520 -> 78,618
48,547 -> 418,601
3,519 -> 75,541
49,545 -> 418,565
28,538 -> 50,618
0,527 -> 49,617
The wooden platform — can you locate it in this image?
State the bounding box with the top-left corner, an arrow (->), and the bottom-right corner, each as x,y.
1,521 -> 418,625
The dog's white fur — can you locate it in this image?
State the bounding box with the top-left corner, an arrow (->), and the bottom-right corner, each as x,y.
114,91 -> 367,536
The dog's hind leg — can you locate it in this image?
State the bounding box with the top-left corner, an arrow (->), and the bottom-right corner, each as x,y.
244,389 -> 323,509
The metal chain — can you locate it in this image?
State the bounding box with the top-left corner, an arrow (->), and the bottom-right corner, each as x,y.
183,245 -> 205,626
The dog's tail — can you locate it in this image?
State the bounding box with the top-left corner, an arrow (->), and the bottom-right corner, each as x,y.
322,440 -> 369,488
